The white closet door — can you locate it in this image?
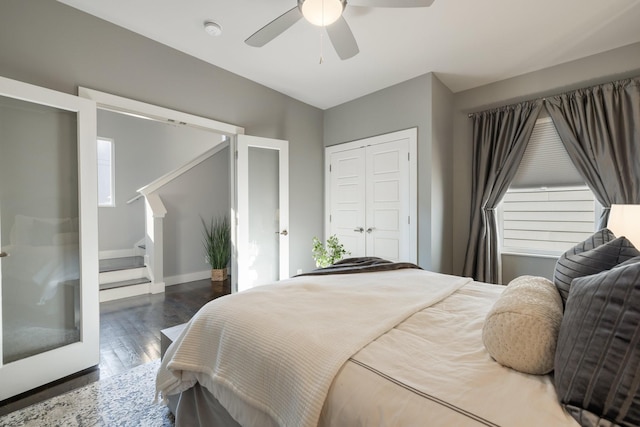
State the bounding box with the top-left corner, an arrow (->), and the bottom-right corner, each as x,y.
365,139 -> 410,262
328,148 -> 366,257
326,128 -> 417,264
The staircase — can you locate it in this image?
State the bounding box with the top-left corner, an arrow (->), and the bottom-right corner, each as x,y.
99,256 -> 151,302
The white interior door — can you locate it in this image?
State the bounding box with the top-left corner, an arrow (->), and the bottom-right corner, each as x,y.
365,139 -> 410,262
0,76 -> 99,400
236,135 -> 289,292
328,148 -> 366,257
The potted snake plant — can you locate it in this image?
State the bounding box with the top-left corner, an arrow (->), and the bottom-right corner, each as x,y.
202,215 -> 231,281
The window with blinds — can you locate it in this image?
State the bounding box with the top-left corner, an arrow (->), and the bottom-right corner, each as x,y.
499,116 -> 598,256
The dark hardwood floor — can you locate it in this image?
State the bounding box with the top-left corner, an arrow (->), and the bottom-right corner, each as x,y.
0,278 -> 230,417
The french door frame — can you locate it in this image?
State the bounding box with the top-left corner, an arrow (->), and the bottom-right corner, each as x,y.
235,135 -> 290,293
0,76 -> 99,401
78,89 -> 290,296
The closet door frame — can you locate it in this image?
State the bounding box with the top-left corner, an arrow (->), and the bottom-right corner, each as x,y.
325,128 -> 417,263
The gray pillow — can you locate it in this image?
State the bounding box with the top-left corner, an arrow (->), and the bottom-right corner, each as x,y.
553,229 -> 639,304
554,261 -> 640,427
618,256 -> 640,268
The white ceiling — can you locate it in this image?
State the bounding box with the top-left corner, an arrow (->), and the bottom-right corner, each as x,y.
58,0 -> 640,110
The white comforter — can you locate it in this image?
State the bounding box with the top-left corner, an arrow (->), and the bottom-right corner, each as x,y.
156,269 -> 470,427
320,281 -> 579,427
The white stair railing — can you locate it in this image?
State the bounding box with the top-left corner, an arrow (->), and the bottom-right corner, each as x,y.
137,142 -> 228,294
141,192 -> 167,294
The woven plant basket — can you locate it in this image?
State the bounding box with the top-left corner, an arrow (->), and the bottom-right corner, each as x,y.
211,268 -> 228,282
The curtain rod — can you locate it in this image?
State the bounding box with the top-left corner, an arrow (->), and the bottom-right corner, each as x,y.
466,75 -> 640,118
467,97 -> 545,118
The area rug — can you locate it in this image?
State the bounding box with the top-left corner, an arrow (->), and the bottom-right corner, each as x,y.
0,359 -> 174,427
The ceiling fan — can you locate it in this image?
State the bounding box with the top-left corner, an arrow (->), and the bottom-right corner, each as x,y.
245,0 -> 435,60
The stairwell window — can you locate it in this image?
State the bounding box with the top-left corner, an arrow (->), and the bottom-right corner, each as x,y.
498,116 -> 600,257
97,137 -> 115,207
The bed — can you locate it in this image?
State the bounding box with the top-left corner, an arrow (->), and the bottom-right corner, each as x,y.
156,251 -> 639,427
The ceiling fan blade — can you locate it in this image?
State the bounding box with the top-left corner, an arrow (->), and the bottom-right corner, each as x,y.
347,0 -> 434,7
326,16 -> 359,60
245,6 -> 303,47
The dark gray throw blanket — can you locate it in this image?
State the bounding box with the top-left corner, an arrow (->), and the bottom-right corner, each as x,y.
296,257 -> 422,277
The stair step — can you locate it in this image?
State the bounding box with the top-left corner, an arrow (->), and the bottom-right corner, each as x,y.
99,277 -> 151,291
99,256 -> 145,273
99,266 -> 147,285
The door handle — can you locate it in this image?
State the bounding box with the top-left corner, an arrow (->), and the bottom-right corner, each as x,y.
353,227 -> 364,233
0,251 -> 8,258
366,227 -> 375,234
276,229 -> 288,236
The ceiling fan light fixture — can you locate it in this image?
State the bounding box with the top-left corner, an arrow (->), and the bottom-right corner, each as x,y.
300,0 -> 344,27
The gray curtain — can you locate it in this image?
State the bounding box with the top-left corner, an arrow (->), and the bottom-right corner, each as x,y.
545,77 -> 640,228
462,100 -> 543,283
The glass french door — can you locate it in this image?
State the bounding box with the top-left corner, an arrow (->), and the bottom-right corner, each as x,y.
235,135 -> 289,292
0,76 -> 98,400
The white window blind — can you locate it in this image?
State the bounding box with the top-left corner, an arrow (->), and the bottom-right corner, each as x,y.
500,117 -> 597,256
510,117 -> 584,189
501,187 -> 596,255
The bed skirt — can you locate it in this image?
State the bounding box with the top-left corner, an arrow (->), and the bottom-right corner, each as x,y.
172,383 -> 240,427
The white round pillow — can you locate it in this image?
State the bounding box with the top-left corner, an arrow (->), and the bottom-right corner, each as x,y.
482,275 -> 563,375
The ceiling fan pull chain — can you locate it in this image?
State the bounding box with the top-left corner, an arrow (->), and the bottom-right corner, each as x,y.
319,31 -> 324,64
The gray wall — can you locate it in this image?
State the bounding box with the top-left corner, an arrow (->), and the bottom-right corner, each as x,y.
0,0 -> 324,276
97,109 -> 220,254
451,42 -> 640,280
324,73 -> 454,273
430,76 -> 454,274
157,148 -> 230,280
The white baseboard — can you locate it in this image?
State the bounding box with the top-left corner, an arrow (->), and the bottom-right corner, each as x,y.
99,248 -> 135,260
165,270 -> 211,287
150,281 -> 165,294
98,270 -> 211,303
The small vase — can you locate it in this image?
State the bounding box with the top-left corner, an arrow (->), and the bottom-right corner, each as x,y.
211,268 -> 228,282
